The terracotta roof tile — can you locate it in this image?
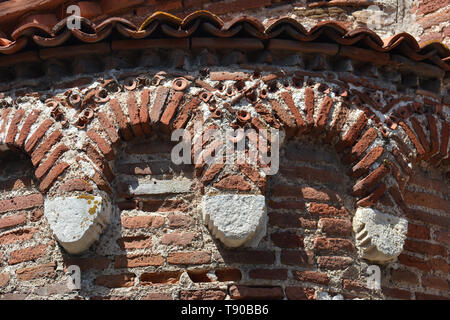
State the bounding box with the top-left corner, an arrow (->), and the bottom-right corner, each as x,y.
0,9 -> 447,72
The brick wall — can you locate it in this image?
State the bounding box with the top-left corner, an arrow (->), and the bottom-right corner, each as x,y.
0,133 -> 448,300
0,0 -> 448,302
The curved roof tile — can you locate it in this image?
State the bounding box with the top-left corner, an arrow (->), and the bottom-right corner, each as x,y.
0,10 -> 447,73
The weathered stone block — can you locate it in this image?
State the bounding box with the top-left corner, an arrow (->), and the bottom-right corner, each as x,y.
353,207 -> 407,264
44,195 -> 112,254
202,194 -> 267,248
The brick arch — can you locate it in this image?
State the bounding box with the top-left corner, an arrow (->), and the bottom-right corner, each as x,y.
59,72 -> 448,216
0,106 -> 72,195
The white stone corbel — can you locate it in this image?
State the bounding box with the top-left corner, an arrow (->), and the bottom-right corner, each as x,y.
201,194 -> 267,248
44,194 -> 112,254
353,207 -> 408,264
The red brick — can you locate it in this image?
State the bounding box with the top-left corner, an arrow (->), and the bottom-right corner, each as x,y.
409,173 -> 447,195
126,92 -> 143,137
292,271 -> 330,285
356,183 -> 386,207
209,71 -> 249,81
269,212 -> 303,228
5,109 -> 26,146
399,121 -> 425,158
30,208 -> 43,222
315,95 -> 333,131
65,256 -> 110,271
16,110 -> 41,148
342,279 -> 369,292
415,292 -> 449,300
125,140 -> 175,155
39,162 -> 70,193
427,114 -> 439,158
9,244 -> 47,265
280,166 -> 343,185
344,127 -> 378,163
16,262 -> 56,280
325,102 -> 349,142
238,162 -> 266,191
138,89 -> 152,135
121,215 -> 165,229
85,143 -> 114,182
213,175 -> 251,191
411,118 -> 431,155
249,269 -> 288,280
160,91 -> 184,128
140,271 -> 182,285
286,286 -> 315,300
114,254 -> 164,268
281,91 -> 306,132
308,203 -> 348,216
406,209 -> 450,228
416,0 -> 450,15
117,235 -> 152,250
180,289 -> 226,300
98,111 -> 120,146
95,273 -> 135,288
160,231 -> 196,246
0,193 -> 43,213
220,250 -> 275,265
31,130 -> 62,166
0,213 -> 27,229
417,7 -> 450,29
172,97 -> 201,129
187,269 -> 216,283
404,190 -> 450,212
168,214 -> 193,228
398,254 -> 431,272
167,251 -> 211,265
422,275 -> 449,291
268,200 -> 306,210
382,286 -> 411,300
300,187 -> 341,202
109,98 -> 133,141
0,108 -> 12,138
317,256 -> 353,269
87,130 -> 114,161
350,146 -> 384,178
404,239 -> 447,257
141,293 -> 173,300
271,231 -> 304,248
392,147 -> 412,176
335,112 -> 368,151
91,171 -> 112,194
351,163 -> 389,197
58,178 -> 93,194
215,268 -> 242,282
391,269 -> 419,285
407,223 -> 430,240
281,250 -> 314,266
435,231 -> 450,246
142,199 -> 187,212
270,185 -> 302,198
0,228 -> 37,244
439,122 -> 449,158
229,285 -> 284,300
0,272 -> 9,288
314,237 -> 354,253
149,86 -> 169,123
35,144 -> 69,179
319,218 -> 352,237
270,99 -> 296,134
